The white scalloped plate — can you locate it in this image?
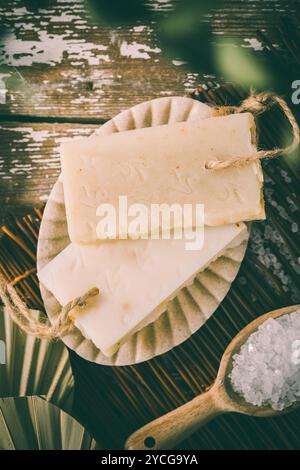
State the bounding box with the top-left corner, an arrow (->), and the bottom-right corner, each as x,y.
37,97 -> 249,366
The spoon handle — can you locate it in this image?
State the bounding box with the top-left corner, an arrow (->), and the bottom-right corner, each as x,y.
125,388 -> 222,450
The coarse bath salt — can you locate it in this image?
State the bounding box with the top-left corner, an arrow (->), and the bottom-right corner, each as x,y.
230,310 -> 300,411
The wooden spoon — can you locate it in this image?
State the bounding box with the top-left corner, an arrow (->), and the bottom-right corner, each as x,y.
125,305 -> 300,450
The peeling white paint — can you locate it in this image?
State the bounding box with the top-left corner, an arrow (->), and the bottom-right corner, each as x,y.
172,59 -> 186,66
131,25 -> 151,33
12,127 -> 54,142
120,41 -> 161,60
0,124 -> 97,181
12,7 -> 30,16
0,31 -> 110,66
147,0 -> 174,12
14,22 -> 36,30
243,38 -> 264,51
49,15 -> 82,23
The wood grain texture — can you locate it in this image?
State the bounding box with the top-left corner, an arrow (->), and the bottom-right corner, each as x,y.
0,122 -> 98,223
0,0 -> 298,120
1,203 -> 300,449
61,88 -> 300,449
126,388 -> 221,450
126,305 -> 300,450
0,0 -> 300,451
0,0 -> 201,119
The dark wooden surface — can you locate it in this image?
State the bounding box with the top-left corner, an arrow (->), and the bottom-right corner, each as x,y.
0,0 -> 300,450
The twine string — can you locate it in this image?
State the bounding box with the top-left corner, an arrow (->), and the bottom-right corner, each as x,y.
0,274 -> 99,340
0,92 -> 298,339
205,92 -> 300,170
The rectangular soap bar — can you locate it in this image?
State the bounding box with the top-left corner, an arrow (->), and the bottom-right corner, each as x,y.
61,113 -> 264,244
38,223 -> 247,357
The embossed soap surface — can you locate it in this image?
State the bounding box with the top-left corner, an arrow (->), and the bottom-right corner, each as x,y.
61,113 -> 265,244
38,223 -> 248,357
230,311 -> 300,411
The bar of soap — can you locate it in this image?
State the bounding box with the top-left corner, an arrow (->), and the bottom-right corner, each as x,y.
38,223 -> 248,357
61,113 -> 264,244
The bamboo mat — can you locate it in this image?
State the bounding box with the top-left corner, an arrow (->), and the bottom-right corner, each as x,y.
0,84 -> 300,449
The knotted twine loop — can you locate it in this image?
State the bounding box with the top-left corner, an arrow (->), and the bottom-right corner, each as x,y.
205,92 -> 300,170
0,274 -> 99,340
1,92 -> 298,339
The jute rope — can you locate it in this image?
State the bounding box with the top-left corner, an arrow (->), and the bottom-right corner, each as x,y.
0,273 -> 99,340
0,92 -> 298,340
205,92 -> 300,170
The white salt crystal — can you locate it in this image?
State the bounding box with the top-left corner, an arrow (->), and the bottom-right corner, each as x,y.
230,310 -> 300,411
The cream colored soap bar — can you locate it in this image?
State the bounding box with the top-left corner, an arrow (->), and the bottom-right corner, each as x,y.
38,223 -> 247,357
61,113 -> 264,244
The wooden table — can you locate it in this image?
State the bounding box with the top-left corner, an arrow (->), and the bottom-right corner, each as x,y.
0,0 -> 300,449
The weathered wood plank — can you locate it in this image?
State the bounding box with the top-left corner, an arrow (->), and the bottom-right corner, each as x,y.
0,121 -> 98,222
1,117 -> 299,303
0,0 -> 299,451
0,0 -> 298,120
1,180 -> 300,449
0,0 -> 198,119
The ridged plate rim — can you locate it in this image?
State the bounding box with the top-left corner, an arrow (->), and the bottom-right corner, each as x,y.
37,96 -> 249,366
